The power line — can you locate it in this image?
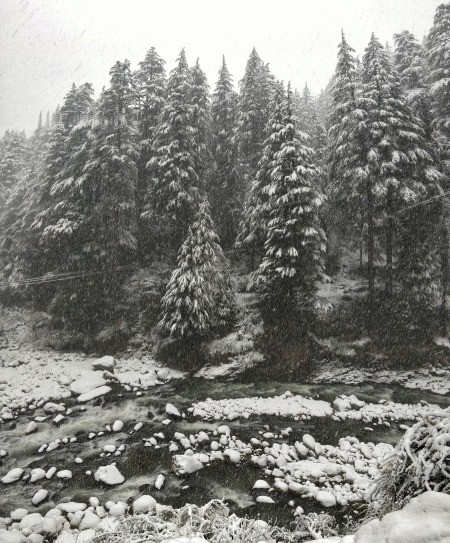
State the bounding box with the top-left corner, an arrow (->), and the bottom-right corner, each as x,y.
0,265 -> 136,289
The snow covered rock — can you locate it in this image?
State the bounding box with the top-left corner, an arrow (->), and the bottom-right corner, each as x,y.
0,529 -> 28,543
256,496 -> 275,504
354,491 -> 450,543
78,386 -> 112,403
56,470 -> 72,480
79,510 -> 100,530
43,403 -> 65,414
112,420 -> 123,432
315,490 -> 337,508
92,356 -> 115,371
30,468 -> 46,483
133,495 -> 157,513
26,421 -> 38,434
31,489 -> 48,505
224,449 -> 241,463
57,502 -> 87,513
173,454 -> 204,475
253,480 -> 271,489
1,468 -> 24,484
70,375 -> 106,395
155,474 -> 165,490
94,465 -> 125,485
166,403 -> 181,417
10,509 -> 28,521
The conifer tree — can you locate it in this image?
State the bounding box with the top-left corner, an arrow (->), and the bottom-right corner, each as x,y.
255,85 -> 326,313
135,47 -> 167,263
426,2 -> 450,169
237,48 -> 274,183
394,31 -> 433,138
149,49 -> 201,251
190,58 -> 212,184
426,3 -> 450,329
236,82 -> 285,264
359,34 -> 442,308
159,201 -> 235,339
210,56 -> 241,248
0,130 -> 28,202
327,31 -> 364,264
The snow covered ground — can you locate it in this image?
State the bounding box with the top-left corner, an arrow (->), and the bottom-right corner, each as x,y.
0,349 -> 185,417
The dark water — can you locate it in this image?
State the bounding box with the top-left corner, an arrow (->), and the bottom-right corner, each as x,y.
0,378 -> 448,527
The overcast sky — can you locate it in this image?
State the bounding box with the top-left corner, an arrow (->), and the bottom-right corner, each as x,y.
0,0 -> 442,136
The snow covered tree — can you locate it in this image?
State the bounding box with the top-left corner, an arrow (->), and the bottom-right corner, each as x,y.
60,83 -> 94,129
135,47 -> 167,263
426,3 -> 450,330
235,82 -> 286,265
0,130 -> 28,203
190,58 -> 212,185
327,31 -> 364,269
159,200 -> 235,340
210,56 -> 242,248
236,48 -> 275,184
359,34 -> 442,315
148,49 -> 201,252
426,2 -> 450,172
36,62 -> 138,335
394,31 -> 433,139
255,84 -> 326,315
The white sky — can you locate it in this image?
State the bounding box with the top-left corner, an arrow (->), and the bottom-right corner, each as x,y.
0,0 -> 442,136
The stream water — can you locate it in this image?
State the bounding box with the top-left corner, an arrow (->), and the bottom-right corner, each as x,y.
1,378 -> 449,527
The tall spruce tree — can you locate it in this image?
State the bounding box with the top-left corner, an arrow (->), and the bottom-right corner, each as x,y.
148,49 -> 201,252
394,31 -> 433,138
426,2 -> 450,170
327,32 -> 364,269
190,59 -> 212,185
255,85 -> 326,314
210,56 -> 241,248
359,34 -> 442,313
159,200 -> 235,340
426,3 -> 450,329
135,47 -> 167,264
236,48 -> 274,184
0,130 -> 28,203
235,82 -> 285,264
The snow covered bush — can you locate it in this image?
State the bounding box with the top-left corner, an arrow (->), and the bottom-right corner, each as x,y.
92,500 -> 286,543
368,408 -> 450,517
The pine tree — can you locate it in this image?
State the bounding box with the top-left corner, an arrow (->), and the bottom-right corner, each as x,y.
135,46 -> 167,264
235,82 -> 285,264
159,200 -> 235,340
255,85 -> 326,314
426,3 -> 450,330
190,58 -> 212,184
394,30 -> 433,138
210,56 -> 241,248
60,83 -> 94,129
149,49 -> 201,251
0,130 -> 28,204
236,48 -> 274,184
359,34 -> 442,311
426,2 -> 450,170
327,31 -> 364,268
